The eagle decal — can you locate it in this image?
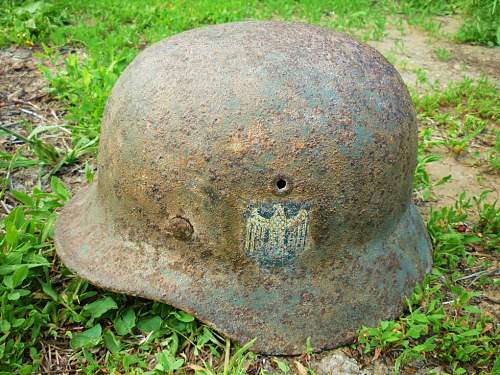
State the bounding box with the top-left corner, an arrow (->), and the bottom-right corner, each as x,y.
244,202 -> 310,268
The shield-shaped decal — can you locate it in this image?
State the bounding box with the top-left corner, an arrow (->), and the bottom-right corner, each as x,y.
244,202 -> 310,268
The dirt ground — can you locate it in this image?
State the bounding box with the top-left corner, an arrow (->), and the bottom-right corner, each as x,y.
0,16 -> 498,375
426,154 -> 498,207
0,47 -> 86,206
369,16 -> 500,87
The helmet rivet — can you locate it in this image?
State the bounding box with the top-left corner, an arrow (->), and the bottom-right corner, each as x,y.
168,217 -> 193,241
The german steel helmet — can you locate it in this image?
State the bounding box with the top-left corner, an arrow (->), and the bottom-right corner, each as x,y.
55,21 -> 432,354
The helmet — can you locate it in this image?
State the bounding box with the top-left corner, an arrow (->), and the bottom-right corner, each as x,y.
55,21 -> 432,354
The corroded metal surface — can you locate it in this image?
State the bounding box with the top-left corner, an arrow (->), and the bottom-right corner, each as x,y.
54,21 -> 432,354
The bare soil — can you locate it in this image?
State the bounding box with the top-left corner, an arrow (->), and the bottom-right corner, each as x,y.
0,47 -> 85,207
426,153 -> 499,207
0,47 -> 64,141
368,16 -> 500,87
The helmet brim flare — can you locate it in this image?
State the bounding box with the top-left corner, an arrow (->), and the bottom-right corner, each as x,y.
55,182 -> 432,354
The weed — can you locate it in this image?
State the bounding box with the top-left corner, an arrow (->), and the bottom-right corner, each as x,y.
411,77 -> 499,202
0,0 -> 71,46
0,123 -> 95,179
413,78 -> 499,157
456,0 -> 500,46
434,47 -> 453,61
473,129 -> 500,173
413,152 -> 451,202
398,0 -> 499,46
0,177 -> 69,373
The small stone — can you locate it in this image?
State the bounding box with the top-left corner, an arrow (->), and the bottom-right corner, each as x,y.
357,361 -> 391,375
312,350 -> 361,375
370,361 -> 391,375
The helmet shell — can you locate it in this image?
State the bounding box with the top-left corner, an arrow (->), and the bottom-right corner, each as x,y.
55,21 -> 432,354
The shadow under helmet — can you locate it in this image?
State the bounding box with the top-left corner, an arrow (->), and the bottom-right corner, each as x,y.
55,21 -> 432,355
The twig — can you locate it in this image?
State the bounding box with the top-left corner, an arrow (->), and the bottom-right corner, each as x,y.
455,269 -> 499,282
11,98 -> 41,110
0,200 -> 12,214
481,296 -> 500,305
0,121 -> 23,128
50,108 -> 59,121
20,107 -> 47,121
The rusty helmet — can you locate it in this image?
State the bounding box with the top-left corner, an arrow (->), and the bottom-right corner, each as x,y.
55,21 -> 432,354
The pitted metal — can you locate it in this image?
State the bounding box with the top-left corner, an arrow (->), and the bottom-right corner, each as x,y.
54,21 -> 432,354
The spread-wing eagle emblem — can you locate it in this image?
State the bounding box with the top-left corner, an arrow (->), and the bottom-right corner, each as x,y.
244,203 -> 310,268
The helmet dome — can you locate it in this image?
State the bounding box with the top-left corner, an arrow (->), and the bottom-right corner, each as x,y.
55,21 -> 432,354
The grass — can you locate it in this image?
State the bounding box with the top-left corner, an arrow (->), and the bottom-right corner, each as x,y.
398,0 -> 499,45
0,0 -> 499,374
413,78 -> 500,169
455,0 -> 500,46
434,47 -> 453,62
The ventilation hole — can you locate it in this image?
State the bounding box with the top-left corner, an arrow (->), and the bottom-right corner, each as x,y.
276,179 -> 287,190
